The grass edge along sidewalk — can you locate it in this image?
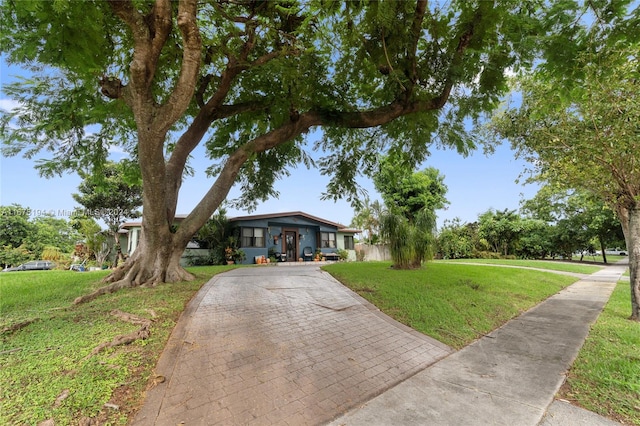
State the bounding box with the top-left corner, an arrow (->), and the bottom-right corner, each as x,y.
557,279 -> 640,425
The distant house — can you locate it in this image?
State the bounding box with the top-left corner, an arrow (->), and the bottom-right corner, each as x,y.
228,211 -> 361,264
118,215 -> 209,266
118,211 -> 360,265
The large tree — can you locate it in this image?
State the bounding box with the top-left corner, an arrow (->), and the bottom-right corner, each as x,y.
490,45 -> 640,319
0,204 -> 35,268
72,160 -> 143,265
26,214 -> 78,256
0,1 -> 603,300
477,208 -> 523,256
521,186 -> 625,262
373,157 -> 448,222
373,158 -> 447,269
0,204 -> 33,250
436,218 -> 477,259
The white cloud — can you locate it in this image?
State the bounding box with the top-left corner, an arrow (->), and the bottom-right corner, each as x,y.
0,98 -> 22,112
107,144 -> 130,158
503,66 -> 517,78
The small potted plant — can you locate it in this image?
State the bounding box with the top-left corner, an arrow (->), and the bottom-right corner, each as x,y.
225,246 -> 235,264
233,249 -> 246,264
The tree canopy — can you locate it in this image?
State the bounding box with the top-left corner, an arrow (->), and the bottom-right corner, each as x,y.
477,208 -> 524,257
373,157 -> 448,223
521,186 -> 624,261
0,205 -> 33,250
0,204 -> 80,267
72,160 -> 142,233
373,162 -> 446,269
2,0 -> 634,296
489,43 -> 640,319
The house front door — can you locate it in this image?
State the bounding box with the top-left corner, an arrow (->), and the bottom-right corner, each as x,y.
284,230 -> 297,262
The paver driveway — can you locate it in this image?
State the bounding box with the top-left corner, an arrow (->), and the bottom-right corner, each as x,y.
134,265 -> 452,425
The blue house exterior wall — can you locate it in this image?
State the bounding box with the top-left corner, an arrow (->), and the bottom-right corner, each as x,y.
230,213 -> 349,264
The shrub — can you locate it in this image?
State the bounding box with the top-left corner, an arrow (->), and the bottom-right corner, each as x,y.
54,255 -> 73,270
474,250 -> 502,259
41,246 -> 63,261
186,255 -> 214,266
337,249 -> 349,261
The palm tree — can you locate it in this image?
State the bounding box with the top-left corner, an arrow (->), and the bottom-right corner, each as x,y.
380,209 -> 436,269
351,198 -> 385,244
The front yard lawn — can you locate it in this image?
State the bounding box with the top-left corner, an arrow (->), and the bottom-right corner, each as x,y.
0,266 -> 235,425
323,261 -> 578,349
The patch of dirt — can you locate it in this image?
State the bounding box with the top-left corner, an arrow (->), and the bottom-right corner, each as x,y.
1,318 -> 38,335
76,361 -> 149,425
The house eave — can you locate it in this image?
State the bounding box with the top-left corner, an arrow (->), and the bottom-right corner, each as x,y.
229,211 -> 348,229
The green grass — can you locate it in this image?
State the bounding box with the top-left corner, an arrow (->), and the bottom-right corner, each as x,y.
323,261 -> 639,425
1,262 -> 635,424
439,258 -> 603,274
559,280 -> 640,425
323,261 -> 578,349
0,266 -> 236,425
1,270 -> 111,323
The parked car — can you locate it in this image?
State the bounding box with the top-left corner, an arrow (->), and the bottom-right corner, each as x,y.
2,260 -> 55,272
597,248 -> 627,256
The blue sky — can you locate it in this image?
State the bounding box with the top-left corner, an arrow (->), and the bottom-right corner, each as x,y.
0,62 -> 538,230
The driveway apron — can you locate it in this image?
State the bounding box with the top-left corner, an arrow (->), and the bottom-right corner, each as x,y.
133,265 -> 452,425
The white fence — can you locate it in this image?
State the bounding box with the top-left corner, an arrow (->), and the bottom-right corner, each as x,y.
355,243 -> 391,262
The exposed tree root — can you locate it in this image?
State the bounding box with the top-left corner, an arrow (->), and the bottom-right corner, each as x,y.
75,257 -> 195,305
74,279 -> 138,305
1,318 -> 38,335
83,310 -> 153,361
103,265 -> 127,283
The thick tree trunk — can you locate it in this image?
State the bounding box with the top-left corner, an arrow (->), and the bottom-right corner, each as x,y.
599,237 -> 608,264
627,207 -> 640,321
618,206 -> 630,250
74,225 -> 194,304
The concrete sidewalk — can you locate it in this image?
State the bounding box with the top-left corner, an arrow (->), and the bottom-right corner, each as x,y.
329,260 -> 629,426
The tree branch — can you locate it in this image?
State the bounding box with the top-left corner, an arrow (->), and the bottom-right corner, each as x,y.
164,99 -> 270,219
147,0 -> 173,70
155,0 -> 201,133
107,0 -> 172,103
173,95 -> 446,240
172,1 -> 479,240
213,1 -> 252,24
416,1 -> 480,107
165,13 -> 295,216
406,0 -> 428,86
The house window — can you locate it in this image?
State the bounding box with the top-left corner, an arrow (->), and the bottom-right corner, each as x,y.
344,235 -> 354,250
241,227 -> 265,247
320,232 -> 336,248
